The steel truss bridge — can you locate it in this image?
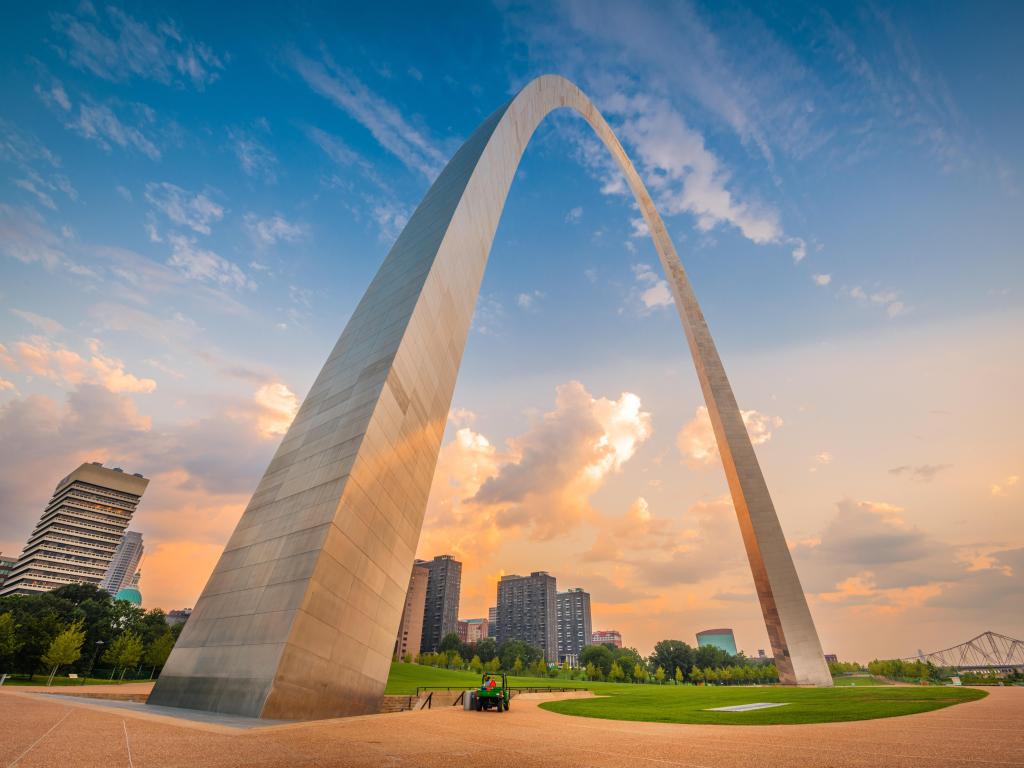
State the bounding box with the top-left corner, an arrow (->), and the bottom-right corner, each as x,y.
905,631 -> 1024,673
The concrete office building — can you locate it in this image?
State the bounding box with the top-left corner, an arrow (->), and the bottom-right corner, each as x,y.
0,553 -> 15,589
100,530 -> 144,595
394,562 -> 429,660
420,555 -> 461,653
556,587 -> 592,665
0,463 -> 148,597
496,571 -> 558,663
697,628 -> 738,656
149,76 -> 829,721
591,630 -> 622,648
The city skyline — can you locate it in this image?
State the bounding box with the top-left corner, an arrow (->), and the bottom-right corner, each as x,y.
0,2 -> 1021,662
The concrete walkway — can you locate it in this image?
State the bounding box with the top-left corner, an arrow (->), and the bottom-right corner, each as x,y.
1,685 -> 1020,767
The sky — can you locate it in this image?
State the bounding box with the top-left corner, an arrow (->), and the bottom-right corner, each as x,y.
0,1 -> 1021,663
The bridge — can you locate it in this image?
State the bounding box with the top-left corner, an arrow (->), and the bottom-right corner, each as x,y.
906,631 -> 1024,673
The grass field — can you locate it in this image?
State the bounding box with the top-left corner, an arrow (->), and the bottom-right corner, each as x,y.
832,675 -> 890,687
386,663 -> 986,725
0,676 -> 131,687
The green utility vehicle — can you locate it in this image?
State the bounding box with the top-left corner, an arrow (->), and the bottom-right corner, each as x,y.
473,672 -> 510,712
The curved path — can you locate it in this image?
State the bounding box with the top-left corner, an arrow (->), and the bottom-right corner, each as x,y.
2,686 -> 1021,767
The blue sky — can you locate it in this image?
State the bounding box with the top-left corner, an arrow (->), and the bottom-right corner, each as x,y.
1,1 -> 1021,659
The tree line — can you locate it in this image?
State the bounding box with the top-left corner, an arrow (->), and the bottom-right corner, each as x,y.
408,634 -> 785,684
0,583 -> 181,683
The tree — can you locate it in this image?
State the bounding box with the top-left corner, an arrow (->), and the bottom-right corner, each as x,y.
103,631 -> 144,680
486,657 -> 501,674
530,658 -> 547,677
689,665 -> 701,684
649,639 -> 696,681
584,661 -> 599,681
580,644 -> 614,678
655,665 -> 666,684
498,639 -> 542,670
42,620 -> 86,685
633,663 -> 647,683
560,660 -> 570,677
438,632 -> 462,654
403,653 -> 412,664
144,633 -> 175,676
450,652 -> 464,670
470,654 -> 483,673
0,612 -> 21,671
609,661 -> 624,682
512,657 -> 523,675
675,666 -> 684,685
476,637 -> 498,663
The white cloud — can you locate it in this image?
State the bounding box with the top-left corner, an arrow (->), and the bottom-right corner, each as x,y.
791,238 -> 808,263
52,7 -> 224,89
227,128 -> 278,183
602,93 -> 782,244
253,382 -> 299,438
516,290 -> 544,310
565,206 -> 583,223
9,309 -> 64,335
167,233 -> 252,290
677,405 -> 783,467
2,336 -> 156,394
0,204 -> 68,270
371,201 -> 409,242
65,99 -> 161,160
145,182 -> 224,235
630,263 -> 673,311
291,51 -> 447,179
243,213 -> 307,246
844,284 -> 911,318
991,475 -> 1019,497
812,273 -> 832,286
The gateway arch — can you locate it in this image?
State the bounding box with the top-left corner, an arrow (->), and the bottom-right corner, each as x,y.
149,75 -> 831,720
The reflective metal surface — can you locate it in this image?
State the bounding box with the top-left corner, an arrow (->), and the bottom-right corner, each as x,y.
148,75 -> 830,721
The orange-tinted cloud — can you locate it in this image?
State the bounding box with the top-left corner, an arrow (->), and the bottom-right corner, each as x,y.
677,405 -> 782,466
5,336 -> 157,393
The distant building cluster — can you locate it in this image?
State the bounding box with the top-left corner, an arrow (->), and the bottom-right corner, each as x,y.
591,629 -> 622,648
696,628 -> 738,656
0,462 -> 149,602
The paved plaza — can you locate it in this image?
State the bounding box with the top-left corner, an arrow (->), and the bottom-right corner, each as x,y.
1,685 -> 1022,767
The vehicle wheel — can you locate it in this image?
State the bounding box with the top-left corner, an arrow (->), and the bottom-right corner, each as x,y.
505,699 -> 510,711
476,698 -> 482,711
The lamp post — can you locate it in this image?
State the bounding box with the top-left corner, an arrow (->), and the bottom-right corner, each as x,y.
84,640 -> 104,685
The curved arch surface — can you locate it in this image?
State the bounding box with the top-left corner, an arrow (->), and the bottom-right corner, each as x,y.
149,75 -> 830,720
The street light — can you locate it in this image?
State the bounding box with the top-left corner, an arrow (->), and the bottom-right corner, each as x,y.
84,640 -> 104,685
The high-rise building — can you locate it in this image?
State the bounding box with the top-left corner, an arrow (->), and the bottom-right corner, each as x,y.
99,530 -> 144,594
591,629 -> 622,648
420,554 -> 461,653
556,587 -> 592,665
394,562 -> 429,660
496,571 -> 558,663
0,463 -> 148,597
488,606 -> 497,626
166,609 -> 193,627
0,553 -> 16,588
458,618 -> 488,644
696,628 -> 738,656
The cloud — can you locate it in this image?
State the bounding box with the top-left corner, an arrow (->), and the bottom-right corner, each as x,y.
166,233 -> 253,290
3,336 -> 156,394
516,290 -> 544,310
600,93 -> 782,244
243,213 -> 307,246
41,82 -> 162,160
370,201 -> 410,242
844,284 -> 910,318
9,309 -> 64,335
252,382 -> 299,438
227,128 -> 278,183
0,205 -> 65,270
565,206 -> 583,223
677,405 -> 782,467
888,464 -> 952,482
472,380 -> 652,539
630,263 -> 673,311
145,182 -> 224,235
291,50 -> 447,179
812,273 -> 831,286
51,7 -> 225,89
991,475 -> 1019,497
791,238 -> 808,263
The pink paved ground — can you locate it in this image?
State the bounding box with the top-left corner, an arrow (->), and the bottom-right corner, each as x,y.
1,684 -> 1021,767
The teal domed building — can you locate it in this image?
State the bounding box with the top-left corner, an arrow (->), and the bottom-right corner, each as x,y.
115,571 -> 142,606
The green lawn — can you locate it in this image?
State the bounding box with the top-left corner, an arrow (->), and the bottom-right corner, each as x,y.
540,684 -> 986,725
385,664 -> 986,725
831,674 -> 890,687
0,676 -> 132,687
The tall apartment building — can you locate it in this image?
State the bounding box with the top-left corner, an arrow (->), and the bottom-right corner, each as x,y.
495,571 -> 558,663
394,562 -> 429,660
556,587 -> 592,665
419,554 -> 462,653
0,553 -> 16,588
591,629 -> 622,648
0,463 -> 148,597
99,530 -> 144,594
